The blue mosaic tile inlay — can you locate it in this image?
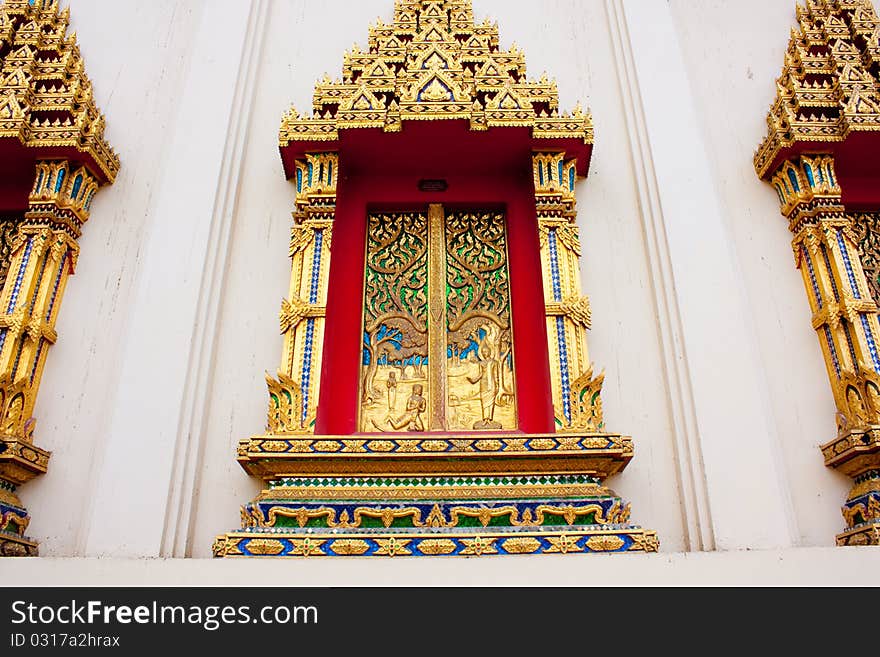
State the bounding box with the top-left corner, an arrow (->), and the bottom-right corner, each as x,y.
29,338 -> 44,384
45,251 -> 67,322
309,231 -> 323,304
548,229 -> 562,302
837,230 -> 861,299
300,230 -> 324,424
803,246 -> 822,309
7,238 -> 33,313
824,325 -> 841,378
859,314 -> 880,374
301,319 -> 316,424
557,316 -> 571,423
821,245 -> 840,301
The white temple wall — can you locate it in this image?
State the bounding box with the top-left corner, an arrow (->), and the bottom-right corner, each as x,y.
25,0 -> 208,557
669,0 -> 852,546
15,0 -> 867,561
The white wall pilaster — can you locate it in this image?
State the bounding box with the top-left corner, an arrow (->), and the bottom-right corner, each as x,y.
612,0 -> 797,550
81,0 -> 260,557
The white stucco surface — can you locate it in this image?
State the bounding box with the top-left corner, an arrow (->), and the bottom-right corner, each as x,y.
11,0 -> 873,575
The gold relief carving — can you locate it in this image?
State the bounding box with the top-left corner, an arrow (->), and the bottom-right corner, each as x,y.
417,538 -> 457,555
290,539 -> 324,557
0,2 -> 119,181
359,211 -> 429,432
568,368 -> 605,432
847,474 -> 880,500
258,482 -> 610,502
528,438 -> 555,451
545,534 -> 579,554
852,212 -> 880,303
265,371 -> 309,434
259,440 -> 293,453
631,531 -> 660,552
842,497 -> 880,527
459,536 -> 497,555
444,209 -> 516,431
254,501 -> 620,530
419,439 -> 448,452
330,539 -> 370,556
427,204 -> 446,431
546,295 -> 592,329
280,2 -> 592,150
366,440 -> 396,453
374,537 -> 411,557
359,207 -> 516,432
244,539 -> 286,556
500,537 -> 541,554
279,297 -> 324,335
312,440 -> 343,453
585,535 -> 625,552
0,218 -> 18,285
341,439 -> 367,453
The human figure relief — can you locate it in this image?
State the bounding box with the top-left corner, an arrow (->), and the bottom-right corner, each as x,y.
468,323 -> 503,430
846,385 -> 869,427
388,383 -> 426,431
386,370 -> 398,412
3,394 -> 23,436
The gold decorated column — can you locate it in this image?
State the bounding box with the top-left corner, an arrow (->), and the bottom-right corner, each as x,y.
0,161 -> 106,557
755,0 -> 880,546
769,155 -> 880,545
533,152 -> 603,432
0,0 -> 119,556
267,153 -> 336,434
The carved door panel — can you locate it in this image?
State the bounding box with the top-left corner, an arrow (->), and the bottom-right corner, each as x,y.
359,204 -> 517,432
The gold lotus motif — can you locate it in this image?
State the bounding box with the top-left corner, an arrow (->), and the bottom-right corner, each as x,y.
417,539 -> 457,555
330,539 -> 369,556
245,539 -> 286,556
501,537 -> 541,554
585,535 -> 625,552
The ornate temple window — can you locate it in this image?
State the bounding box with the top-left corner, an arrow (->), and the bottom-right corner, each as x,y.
0,0 -> 118,556
215,0 -> 657,558
755,0 -> 880,546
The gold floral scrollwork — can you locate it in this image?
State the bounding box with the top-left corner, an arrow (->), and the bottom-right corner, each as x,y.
566,366 -> 605,431
265,371 -> 309,434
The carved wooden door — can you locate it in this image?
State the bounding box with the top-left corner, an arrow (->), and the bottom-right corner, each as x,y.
359,203 -> 517,432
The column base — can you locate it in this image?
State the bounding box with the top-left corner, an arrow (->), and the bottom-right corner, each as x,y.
1,439 -> 50,558
823,430 -> 880,546
836,521 -> 880,546
0,532 -> 38,557
1,475 -> 41,557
